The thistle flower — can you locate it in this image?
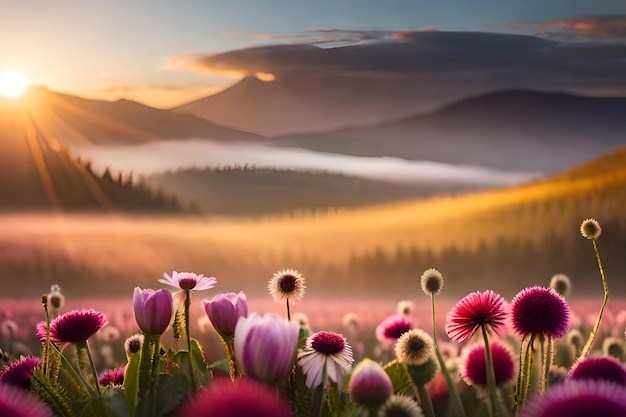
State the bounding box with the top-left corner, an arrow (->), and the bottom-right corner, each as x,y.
580,218 -> 601,240
298,331 -> 354,388
0,356 -> 41,390
569,357 -> 626,386
445,290 -> 508,343
378,395 -> 424,417
376,315 -> 413,344
268,269 -> 306,303
234,313 -> 299,385
349,358 -> 393,408
203,291 -> 248,338
176,377 -> 293,417
395,329 -> 435,367
49,309 -> 106,344
159,271 -> 216,291
519,379 -> 626,417
420,268 -> 444,296
460,342 -> 515,387
0,383 -> 54,417
549,274 -> 572,298
133,287 -> 173,335
99,365 -> 125,386
511,287 -> 569,339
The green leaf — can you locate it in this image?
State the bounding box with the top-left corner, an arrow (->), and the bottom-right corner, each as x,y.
102,387 -> 131,417
154,373 -> 190,417
189,338 -> 211,388
383,360 -> 413,396
123,353 -> 140,417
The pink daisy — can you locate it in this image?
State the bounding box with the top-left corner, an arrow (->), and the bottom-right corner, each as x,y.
49,309 -> 107,344
445,290 -> 508,342
159,271 -> 216,291
298,331 -> 354,388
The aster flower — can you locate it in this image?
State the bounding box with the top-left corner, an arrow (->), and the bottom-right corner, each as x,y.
511,287 -> 569,339
461,342 -> 515,387
445,290 -> 508,343
99,365 -> 125,386
203,291 -> 248,338
580,218 -> 601,239
519,379 -> 626,417
133,287 -> 173,335
395,329 -> 435,367
0,383 -> 54,417
349,358 -> 393,408
569,357 -> 626,386
298,331 -> 354,388
378,395 -> 424,417
175,377 -> 293,417
420,268 -> 444,296
49,309 -> 107,344
159,271 -> 216,291
0,356 -> 42,390
376,315 -> 413,345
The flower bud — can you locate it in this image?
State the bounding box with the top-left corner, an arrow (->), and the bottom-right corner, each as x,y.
133,287 -> 173,335
349,358 -> 393,408
203,292 -> 248,338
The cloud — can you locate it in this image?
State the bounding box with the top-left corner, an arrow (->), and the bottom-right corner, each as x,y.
493,15 -> 626,40
249,28 -> 400,44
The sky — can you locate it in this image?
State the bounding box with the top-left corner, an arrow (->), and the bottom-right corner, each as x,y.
1,0 -> 625,108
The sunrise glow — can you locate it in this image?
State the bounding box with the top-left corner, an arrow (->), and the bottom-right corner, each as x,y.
0,70 -> 27,98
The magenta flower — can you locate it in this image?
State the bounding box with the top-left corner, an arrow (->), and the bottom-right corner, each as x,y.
461,342 -> 515,387
234,313 -> 299,385
520,379 -> 626,417
133,287 -> 173,335
445,290 -> 508,342
49,309 -> 106,344
298,331 -> 354,388
570,357 -> 626,386
376,315 -> 413,344
0,383 -> 54,417
0,356 -> 42,390
511,287 -> 569,338
99,365 -> 126,386
203,292 -> 248,338
159,271 -> 216,291
176,376 -> 293,417
349,358 -> 393,408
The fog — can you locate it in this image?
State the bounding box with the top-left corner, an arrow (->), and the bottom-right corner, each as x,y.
72,139 -> 541,186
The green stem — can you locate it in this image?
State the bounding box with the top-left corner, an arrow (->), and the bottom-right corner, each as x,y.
578,238 -> 608,360
286,298 -> 291,321
52,343 -> 95,398
318,361 -> 327,417
481,326 -> 497,417
80,341 -> 102,397
515,334 -> 535,416
416,384 -> 436,417
137,333 -> 160,417
541,336 -> 553,394
184,289 -> 197,391
43,299 -> 51,380
220,336 -> 240,381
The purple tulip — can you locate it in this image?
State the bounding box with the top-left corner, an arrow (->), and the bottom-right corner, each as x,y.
234,313 -> 299,385
203,292 -> 248,338
133,287 -> 173,335
349,358 -> 393,408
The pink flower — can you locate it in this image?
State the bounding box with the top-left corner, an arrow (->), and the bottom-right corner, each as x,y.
49,310 -> 107,344
461,342 -> 515,387
0,356 -> 41,390
445,290 -> 508,342
569,357 -> 626,386
159,271 -> 216,291
99,365 -> 126,386
133,287 -> 173,335
0,383 -> 54,417
511,286 -> 569,339
298,331 -> 354,388
376,315 -> 413,344
203,292 -> 248,338
349,358 -> 393,408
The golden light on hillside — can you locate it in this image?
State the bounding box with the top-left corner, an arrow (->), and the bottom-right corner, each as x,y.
0,70 -> 27,98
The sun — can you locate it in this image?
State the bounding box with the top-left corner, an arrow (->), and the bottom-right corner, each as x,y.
0,70 -> 28,98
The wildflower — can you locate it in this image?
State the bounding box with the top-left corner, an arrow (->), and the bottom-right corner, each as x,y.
445,290 -> 508,342
603,337 -> 625,361
519,379 -> 626,417
0,356 -> 42,390
569,357 -> 626,386
49,309 -> 106,344
124,334 -> 144,358
0,383 -> 54,417
349,358 -> 393,408
420,268 -> 444,296
549,274 -> 571,298
461,342 -> 515,387
511,287 -> 569,339
567,329 -> 584,352
268,269 -> 306,303
133,287 -> 173,335
378,395 -> 424,417
99,365 -> 125,386
175,377 -> 293,417
580,218 -> 601,239
234,313 -> 299,385
159,271 -> 216,291
47,284 -> 65,310
397,300 -> 415,317
342,312 -> 360,329
395,329 -> 435,367
298,331 -> 354,388
203,292 -> 248,338
376,315 -> 413,344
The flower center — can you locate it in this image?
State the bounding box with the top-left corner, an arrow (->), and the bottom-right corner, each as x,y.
178,278 -> 198,290
408,336 -> 426,353
424,277 -> 441,293
278,274 -> 297,293
311,331 -> 345,354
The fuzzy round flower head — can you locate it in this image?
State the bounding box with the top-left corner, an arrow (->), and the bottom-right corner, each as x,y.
124,334 -> 144,358
99,365 -> 125,387
0,383 -> 54,417
176,376 -> 293,417
603,337 -> 625,361
268,269 -> 306,303
298,331 -> 354,388
580,218 -> 601,240
420,268 -> 444,296
47,284 -> 65,310
159,271 -> 217,291
520,379 -> 626,417
549,274 -> 572,298
349,358 -> 393,408
569,357 -> 626,386
203,291 -> 248,338
395,329 -> 435,366
511,286 -> 569,339
376,315 -> 413,344
397,300 -> 415,317
567,329 -> 584,351
378,395 -> 424,417
445,290 -> 508,343
133,287 -> 173,335
461,342 -> 515,387
235,313 -> 299,385
0,356 -> 42,390
49,309 -> 106,344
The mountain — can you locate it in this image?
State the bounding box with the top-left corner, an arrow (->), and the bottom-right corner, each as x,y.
269,90 -> 626,174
